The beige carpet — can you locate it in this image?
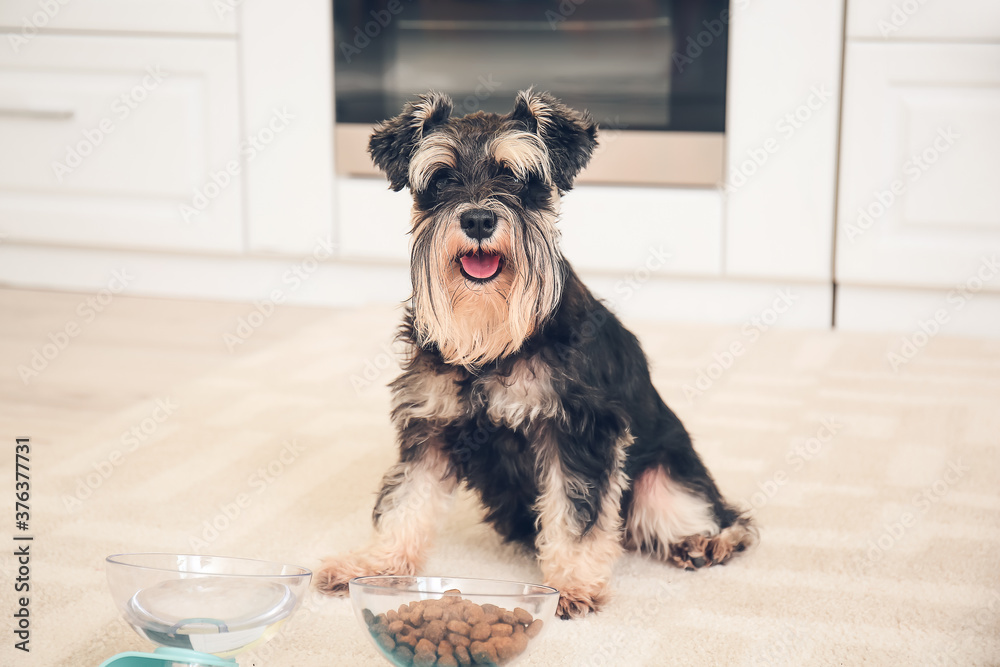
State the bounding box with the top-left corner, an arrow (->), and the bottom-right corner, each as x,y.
1,288 -> 998,667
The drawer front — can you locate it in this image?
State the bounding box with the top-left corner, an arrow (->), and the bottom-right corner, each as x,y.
0,1 -> 236,36
836,42 -> 1000,288
0,35 -> 243,252
848,0 -> 1000,41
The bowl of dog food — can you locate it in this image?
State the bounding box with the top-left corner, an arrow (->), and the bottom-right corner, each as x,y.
349,576 -> 559,667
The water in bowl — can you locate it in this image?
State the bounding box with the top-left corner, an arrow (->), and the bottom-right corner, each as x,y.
122,575 -> 298,656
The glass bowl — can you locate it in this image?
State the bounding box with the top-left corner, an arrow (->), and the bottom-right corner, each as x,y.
105,553 -> 311,658
349,575 -> 559,667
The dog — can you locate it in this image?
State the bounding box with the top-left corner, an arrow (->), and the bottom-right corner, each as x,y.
316,89 -> 756,618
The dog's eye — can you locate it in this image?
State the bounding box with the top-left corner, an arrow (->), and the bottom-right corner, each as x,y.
430,171 -> 455,193
503,170 -> 525,188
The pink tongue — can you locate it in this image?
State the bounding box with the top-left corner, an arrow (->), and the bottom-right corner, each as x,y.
460,251 -> 501,279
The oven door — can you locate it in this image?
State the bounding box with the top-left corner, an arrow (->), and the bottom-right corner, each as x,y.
334,0 -> 728,187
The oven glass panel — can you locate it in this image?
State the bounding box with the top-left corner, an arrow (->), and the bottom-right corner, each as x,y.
334,0 -> 728,132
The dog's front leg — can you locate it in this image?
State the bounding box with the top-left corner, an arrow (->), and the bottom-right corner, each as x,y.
533,425 -> 631,619
316,443 -> 456,595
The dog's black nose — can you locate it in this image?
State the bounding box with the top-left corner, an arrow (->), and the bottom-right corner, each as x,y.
459,209 -> 497,241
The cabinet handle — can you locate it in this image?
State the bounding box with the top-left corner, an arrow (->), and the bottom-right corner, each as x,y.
0,107 -> 75,120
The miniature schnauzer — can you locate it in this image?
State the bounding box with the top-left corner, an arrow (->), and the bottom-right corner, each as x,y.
317,90 -> 756,618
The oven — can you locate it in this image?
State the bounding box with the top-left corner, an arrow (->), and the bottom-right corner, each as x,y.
333,0 -> 729,187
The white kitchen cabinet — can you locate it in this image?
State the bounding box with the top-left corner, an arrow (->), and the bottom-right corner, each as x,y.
239,0 -> 334,254
836,42 -> 1000,289
0,1 -> 236,36
847,0 -> 1000,41
724,0 -> 844,282
0,35 -> 243,252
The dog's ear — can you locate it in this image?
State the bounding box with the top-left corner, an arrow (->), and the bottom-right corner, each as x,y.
368,92 -> 454,191
508,89 -> 598,192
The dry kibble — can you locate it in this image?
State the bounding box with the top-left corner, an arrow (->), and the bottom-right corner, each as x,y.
464,606 -> 485,625
446,620 -> 471,636
376,632 -> 396,652
397,625 -> 421,648
470,622 -> 492,642
393,644 -> 415,666
454,645 -> 472,666
492,635 -> 518,662
470,640 -> 498,664
366,594 -> 544,666
416,638 -> 437,655
423,619 -> 447,644
490,623 -> 512,638
443,589 -> 463,599
413,653 -> 436,667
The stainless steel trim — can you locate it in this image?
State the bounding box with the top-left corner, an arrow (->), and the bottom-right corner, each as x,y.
397,17 -> 671,32
0,108 -> 76,120
336,124 -> 724,188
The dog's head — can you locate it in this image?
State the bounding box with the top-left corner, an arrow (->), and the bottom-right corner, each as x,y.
369,89 -> 598,368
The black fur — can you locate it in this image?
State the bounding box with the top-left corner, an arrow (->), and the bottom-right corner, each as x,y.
508,90 -> 598,192
334,91 -> 755,619
369,92 -> 453,191
368,90 -> 597,196
387,266 -> 742,547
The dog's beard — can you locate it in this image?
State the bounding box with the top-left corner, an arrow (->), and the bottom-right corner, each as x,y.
410,200 -> 564,368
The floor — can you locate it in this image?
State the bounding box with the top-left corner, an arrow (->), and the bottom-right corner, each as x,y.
1,287 -> 998,666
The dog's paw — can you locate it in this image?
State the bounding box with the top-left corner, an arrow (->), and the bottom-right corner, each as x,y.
314,554 -> 375,596
668,535 -> 712,570
670,521 -> 757,570
554,587 -> 605,619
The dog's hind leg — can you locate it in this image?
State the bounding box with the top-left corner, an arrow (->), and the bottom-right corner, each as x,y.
623,465 -> 757,569
316,444 -> 456,596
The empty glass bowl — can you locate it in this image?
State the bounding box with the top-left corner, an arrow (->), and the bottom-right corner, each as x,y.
102,553 -> 311,665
